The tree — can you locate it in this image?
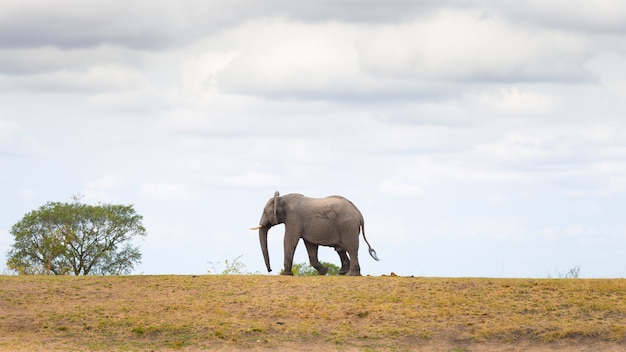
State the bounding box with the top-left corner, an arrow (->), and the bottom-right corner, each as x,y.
291,262 -> 341,276
7,200 -> 146,275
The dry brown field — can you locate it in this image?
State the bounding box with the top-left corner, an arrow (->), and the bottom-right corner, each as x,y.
1,275 -> 625,351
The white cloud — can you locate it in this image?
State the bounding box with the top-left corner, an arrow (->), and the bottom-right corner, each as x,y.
357,9 -> 589,83
585,51 -> 626,98
0,45 -> 146,75
142,215 -> 194,242
180,50 -> 239,96
82,190 -> 114,203
86,87 -> 173,112
573,202 -> 604,216
472,134 -> 548,163
366,214 -> 409,243
140,182 -> 191,201
0,119 -> 47,155
503,0 -> 626,33
205,172 -> 281,188
82,175 -> 127,203
16,188 -> 37,199
468,86 -> 558,115
0,119 -> 20,145
462,216 -> 526,240
589,161 -> 626,195
215,19 -> 360,98
486,193 -> 508,204
0,1 -> 199,49
0,64 -> 145,92
86,175 -> 125,191
471,122 -> 626,167
379,179 -> 424,197
177,9 -> 593,102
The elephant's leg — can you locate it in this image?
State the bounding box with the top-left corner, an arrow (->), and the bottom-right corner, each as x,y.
344,235 -> 362,276
346,250 -> 361,276
281,234 -> 299,275
304,240 -> 328,275
335,247 -> 350,275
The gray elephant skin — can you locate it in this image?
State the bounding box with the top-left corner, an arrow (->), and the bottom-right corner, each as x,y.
251,191 -> 379,276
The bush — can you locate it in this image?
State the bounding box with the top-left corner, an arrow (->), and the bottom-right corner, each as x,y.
559,266 -> 581,279
208,255 -> 248,275
291,262 -> 340,276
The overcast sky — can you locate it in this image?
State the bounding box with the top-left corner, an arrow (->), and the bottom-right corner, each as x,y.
2,0 -> 626,277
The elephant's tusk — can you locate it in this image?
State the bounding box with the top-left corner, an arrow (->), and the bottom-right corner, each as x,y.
250,225 -> 263,230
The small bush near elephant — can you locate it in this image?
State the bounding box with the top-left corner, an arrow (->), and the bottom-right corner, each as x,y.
291,262 -> 341,276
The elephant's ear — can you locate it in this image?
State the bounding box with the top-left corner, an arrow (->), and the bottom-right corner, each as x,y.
273,191 -> 279,223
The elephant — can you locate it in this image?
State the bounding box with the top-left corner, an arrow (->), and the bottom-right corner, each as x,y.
250,191 -> 379,276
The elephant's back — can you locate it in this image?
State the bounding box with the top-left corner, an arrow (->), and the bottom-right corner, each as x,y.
294,194 -> 364,221
317,196 -> 363,219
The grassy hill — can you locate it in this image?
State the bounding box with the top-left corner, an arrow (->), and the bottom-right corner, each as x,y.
1,275 -> 625,351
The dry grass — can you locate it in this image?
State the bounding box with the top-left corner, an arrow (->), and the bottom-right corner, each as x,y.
1,275 -> 625,351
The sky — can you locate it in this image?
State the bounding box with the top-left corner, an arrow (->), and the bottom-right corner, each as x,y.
2,0 -> 626,278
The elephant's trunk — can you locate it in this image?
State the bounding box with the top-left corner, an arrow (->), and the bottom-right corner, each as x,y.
259,227 -> 272,273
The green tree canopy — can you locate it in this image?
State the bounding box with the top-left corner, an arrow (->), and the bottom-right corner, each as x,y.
7,200 -> 147,275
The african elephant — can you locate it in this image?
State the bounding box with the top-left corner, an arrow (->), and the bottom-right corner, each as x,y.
250,191 -> 379,276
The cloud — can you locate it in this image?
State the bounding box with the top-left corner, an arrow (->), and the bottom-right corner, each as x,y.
85,87 -> 173,112
0,1 -> 192,49
180,50 -> 240,96
231,0 -> 442,24
196,10 -> 591,102
86,175 -> 125,191
471,122 -> 625,167
215,20 -> 362,99
0,45 -> 146,75
586,161 -> 626,195
81,175 -> 127,203
501,0 -> 626,33
0,64 -> 145,93
379,179 -> 424,197
0,119 -> 20,145
0,3 -> 597,103
464,216 -> 526,239
357,9 -> 590,83
140,182 -> 191,201
585,52 -> 626,98
367,214 -> 409,244
573,202 -> 604,216
205,172 -> 281,188
0,119 -> 48,155
158,102 -> 367,139
486,193 -> 508,204
0,0 -> 440,51
467,86 -> 558,115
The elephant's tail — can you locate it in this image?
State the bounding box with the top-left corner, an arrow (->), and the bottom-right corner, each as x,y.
361,222 -> 380,261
